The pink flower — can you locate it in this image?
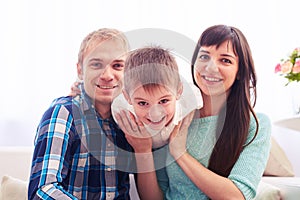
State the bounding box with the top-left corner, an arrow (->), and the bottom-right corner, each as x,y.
275,63 -> 282,73
292,59 -> 300,73
281,61 -> 293,74
296,48 -> 300,56
275,47 -> 300,85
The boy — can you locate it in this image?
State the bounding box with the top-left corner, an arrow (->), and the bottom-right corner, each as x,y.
112,46 -> 202,149
28,28 -> 136,199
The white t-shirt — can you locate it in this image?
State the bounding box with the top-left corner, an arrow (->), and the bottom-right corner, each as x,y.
111,81 -> 203,149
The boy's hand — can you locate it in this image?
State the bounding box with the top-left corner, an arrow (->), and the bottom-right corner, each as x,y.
115,110 -> 152,153
169,110 -> 195,160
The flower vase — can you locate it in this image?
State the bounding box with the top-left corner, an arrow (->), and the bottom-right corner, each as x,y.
289,82 -> 300,116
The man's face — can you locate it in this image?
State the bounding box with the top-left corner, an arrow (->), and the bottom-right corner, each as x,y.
78,38 -> 127,108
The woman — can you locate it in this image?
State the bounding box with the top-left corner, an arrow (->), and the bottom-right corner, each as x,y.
117,24 -> 271,200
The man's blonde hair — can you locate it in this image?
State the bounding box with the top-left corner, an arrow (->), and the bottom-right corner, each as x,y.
77,28 -> 129,66
124,46 -> 181,95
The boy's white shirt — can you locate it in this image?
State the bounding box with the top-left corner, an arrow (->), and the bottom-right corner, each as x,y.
111,80 -> 203,149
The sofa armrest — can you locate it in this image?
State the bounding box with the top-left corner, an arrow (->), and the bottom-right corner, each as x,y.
0,146 -> 33,181
261,177 -> 300,200
272,124 -> 300,177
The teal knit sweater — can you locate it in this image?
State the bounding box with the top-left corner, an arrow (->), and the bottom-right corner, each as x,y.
157,112 -> 271,199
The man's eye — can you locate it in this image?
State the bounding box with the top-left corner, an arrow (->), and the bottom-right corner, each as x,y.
91,63 -> 103,68
113,63 -> 124,69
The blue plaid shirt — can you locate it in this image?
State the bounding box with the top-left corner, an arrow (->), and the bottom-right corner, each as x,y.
28,88 -> 136,200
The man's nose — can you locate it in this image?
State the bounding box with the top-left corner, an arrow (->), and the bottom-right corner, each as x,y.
100,65 -> 113,80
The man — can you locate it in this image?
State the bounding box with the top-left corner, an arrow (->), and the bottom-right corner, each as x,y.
28,28 -> 136,200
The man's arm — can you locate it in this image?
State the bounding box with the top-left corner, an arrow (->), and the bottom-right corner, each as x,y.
28,103 -> 77,200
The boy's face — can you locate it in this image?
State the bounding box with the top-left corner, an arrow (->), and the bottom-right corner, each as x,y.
126,85 -> 179,130
78,38 -> 127,107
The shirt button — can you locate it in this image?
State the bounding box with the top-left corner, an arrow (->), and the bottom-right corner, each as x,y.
107,194 -> 111,200
107,143 -> 111,147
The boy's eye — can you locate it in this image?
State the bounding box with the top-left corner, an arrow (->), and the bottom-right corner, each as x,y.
137,101 -> 148,106
160,99 -> 169,104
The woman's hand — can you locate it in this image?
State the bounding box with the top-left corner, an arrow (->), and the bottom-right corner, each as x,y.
115,110 -> 152,153
169,110 -> 195,159
69,81 -> 81,97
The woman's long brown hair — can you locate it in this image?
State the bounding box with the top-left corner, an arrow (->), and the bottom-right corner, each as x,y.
191,25 -> 259,177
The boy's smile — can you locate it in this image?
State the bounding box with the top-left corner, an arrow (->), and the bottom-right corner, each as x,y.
127,85 -> 178,131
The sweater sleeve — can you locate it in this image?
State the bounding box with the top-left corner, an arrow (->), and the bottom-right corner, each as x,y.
228,113 -> 272,199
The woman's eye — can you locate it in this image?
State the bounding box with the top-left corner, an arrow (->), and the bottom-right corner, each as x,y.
221,58 -> 232,64
199,54 -> 210,61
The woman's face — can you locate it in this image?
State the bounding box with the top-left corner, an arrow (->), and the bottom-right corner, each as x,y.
193,40 -> 239,97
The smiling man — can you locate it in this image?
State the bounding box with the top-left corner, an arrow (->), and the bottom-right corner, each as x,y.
28,28 -> 136,200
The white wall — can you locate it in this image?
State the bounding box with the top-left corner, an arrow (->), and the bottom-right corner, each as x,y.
0,0 -> 299,146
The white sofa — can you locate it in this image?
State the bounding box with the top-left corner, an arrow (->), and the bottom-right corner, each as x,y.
0,146 -> 33,200
255,117 -> 300,199
0,120 -> 299,200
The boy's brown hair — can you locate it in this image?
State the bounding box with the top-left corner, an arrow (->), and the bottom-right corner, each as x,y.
124,46 -> 181,96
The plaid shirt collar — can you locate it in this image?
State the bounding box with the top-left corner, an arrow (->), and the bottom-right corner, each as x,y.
73,83 -> 117,125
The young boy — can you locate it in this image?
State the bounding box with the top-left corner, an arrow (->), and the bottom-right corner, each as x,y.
28,28 -> 136,199
112,46 -> 202,149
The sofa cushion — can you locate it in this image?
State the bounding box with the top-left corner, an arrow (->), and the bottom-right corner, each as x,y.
263,137 -> 294,177
255,181 -> 282,200
261,177 -> 300,199
0,175 -> 28,200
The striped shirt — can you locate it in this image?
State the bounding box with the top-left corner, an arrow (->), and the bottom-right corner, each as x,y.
28,89 -> 136,200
